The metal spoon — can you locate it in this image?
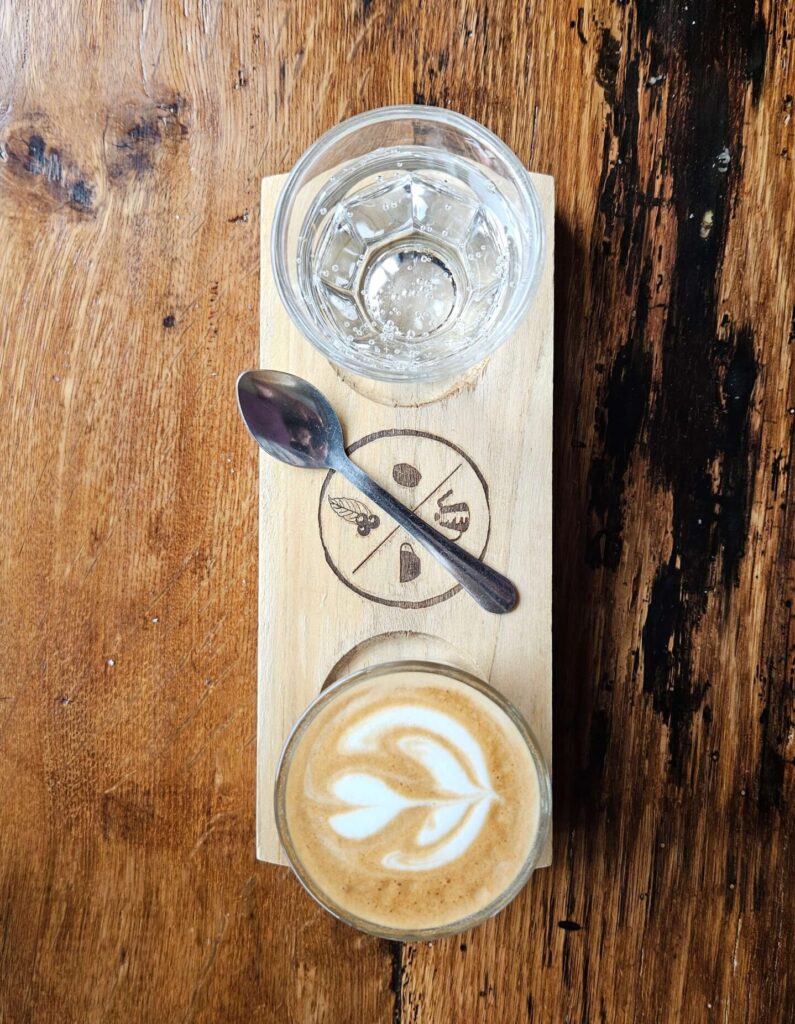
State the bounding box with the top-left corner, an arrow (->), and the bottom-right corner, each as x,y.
236,369 -> 517,615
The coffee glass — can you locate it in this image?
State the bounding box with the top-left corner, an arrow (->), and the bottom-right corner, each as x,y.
274,660 -> 551,941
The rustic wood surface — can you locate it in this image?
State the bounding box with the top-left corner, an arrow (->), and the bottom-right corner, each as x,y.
0,1 -> 792,1021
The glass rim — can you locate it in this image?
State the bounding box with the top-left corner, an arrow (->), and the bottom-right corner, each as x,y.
270,105 -> 546,383
274,658 -> 552,942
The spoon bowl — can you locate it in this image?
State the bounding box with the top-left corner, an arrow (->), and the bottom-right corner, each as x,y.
236,370 -> 343,470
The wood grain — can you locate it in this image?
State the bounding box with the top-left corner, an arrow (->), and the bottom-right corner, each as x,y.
1,1 -> 793,1022
257,172 -> 553,868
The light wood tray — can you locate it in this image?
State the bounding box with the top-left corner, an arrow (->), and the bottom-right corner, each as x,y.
258,172 -> 554,867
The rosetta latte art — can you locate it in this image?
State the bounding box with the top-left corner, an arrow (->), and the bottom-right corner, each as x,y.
327,705 -> 498,871
282,669 -> 543,932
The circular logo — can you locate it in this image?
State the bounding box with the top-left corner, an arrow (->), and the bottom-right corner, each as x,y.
318,429 -> 490,608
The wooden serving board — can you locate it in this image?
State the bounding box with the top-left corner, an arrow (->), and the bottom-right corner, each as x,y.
258,172 -> 554,867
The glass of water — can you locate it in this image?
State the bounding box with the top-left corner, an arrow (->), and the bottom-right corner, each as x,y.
272,106 -> 545,383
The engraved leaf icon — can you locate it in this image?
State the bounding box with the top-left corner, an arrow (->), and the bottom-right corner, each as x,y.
328,496 -> 372,523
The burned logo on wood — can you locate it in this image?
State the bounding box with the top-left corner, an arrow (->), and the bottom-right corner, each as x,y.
434,489 -> 470,538
392,462 -> 422,488
399,542 -> 421,582
328,496 -> 380,536
318,429 -> 490,609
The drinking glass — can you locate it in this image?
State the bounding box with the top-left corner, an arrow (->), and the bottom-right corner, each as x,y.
272,107 -> 545,383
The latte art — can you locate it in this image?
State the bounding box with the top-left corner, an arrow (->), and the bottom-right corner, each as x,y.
329,704 -> 498,871
279,666 -> 546,935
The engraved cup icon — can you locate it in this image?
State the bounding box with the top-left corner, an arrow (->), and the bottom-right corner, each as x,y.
399,542 -> 421,583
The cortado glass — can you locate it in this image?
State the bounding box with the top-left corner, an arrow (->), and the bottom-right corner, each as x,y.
271,106 -> 545,382
274,660 -> 550,941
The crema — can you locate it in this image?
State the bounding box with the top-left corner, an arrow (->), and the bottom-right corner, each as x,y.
280,668 -> 544,933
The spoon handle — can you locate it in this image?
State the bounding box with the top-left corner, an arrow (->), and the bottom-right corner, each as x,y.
336,457 -> 518,615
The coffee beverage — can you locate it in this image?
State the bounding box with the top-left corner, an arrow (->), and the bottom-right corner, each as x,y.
276,663 -> 548,937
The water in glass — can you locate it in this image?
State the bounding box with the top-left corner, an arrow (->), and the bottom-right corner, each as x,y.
298,146 -> 518,376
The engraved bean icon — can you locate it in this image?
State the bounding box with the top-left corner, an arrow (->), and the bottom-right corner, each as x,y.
392,462 -> 422,488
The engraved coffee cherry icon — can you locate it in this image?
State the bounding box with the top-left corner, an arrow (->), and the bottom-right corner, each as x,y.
355,512 -> 380,536
328,497 -> 381,537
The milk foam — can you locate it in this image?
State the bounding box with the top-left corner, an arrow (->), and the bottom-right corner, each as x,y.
328,702 -> 497,871
282,669 -> 543,933
339,704 -> 490,786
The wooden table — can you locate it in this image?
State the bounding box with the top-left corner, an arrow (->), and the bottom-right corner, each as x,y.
1,2 -> 792,1021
